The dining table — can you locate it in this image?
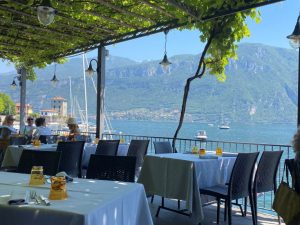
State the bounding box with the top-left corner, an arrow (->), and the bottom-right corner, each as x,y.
1,143 -> 130,169
137,152 -> 237,224
0,171 -> 153,225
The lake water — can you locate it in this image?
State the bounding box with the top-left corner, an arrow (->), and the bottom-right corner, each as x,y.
110,120 -> 297,146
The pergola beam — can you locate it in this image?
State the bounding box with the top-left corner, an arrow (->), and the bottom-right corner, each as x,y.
92,0 -> 155,24
138,0 -> 177,18
164,0 -> 200,20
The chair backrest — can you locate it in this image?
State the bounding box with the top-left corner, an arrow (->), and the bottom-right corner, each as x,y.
285,159 -> 300,194
153,141 -> 173,154
95,140 -> 120,156
74,135 -> 92,143
9,136 -> 28,145
56,141 -> 85,177
86,155 -> 136,182
127,140 -> 149,169
254,151 -> 283,193
39,135 -> 58,144
229,152 -> 259,199
17,150 -> 61,176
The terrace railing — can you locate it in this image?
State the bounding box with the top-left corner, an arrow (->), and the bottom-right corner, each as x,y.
53,130 -> 293,213
102,133 -> 293,213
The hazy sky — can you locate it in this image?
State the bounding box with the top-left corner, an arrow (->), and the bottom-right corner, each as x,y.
1,0 -> 299,72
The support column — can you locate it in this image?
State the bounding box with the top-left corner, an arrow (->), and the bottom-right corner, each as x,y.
298,49 -> 300,127
96,46 -> 106,138
19,67 -> 27,133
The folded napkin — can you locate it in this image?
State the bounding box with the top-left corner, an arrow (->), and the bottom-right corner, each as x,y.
8,191 -> 29,205
56,171 -> 73,182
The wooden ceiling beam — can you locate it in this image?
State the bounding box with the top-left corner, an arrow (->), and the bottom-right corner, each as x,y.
0,5 -> 100,39
138,0 -> 177,18
163,0 -> 200,20
92,0 -> 155,23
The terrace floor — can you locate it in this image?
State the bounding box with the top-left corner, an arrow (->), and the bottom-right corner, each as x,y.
149,197 -> 283,225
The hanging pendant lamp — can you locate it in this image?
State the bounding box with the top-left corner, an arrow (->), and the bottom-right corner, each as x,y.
159,29 -> 172,73
50,64 -> 59,86
37,0 -> 56,26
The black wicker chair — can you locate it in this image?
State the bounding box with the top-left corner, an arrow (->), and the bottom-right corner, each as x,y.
153,141 -> 173,154
9,136 -> 28,145
252,150 -> 283,225
39,135 -> 58,144
95,140 -> 120,156
127,140 -> 149,177
17,150 -> 61,176
86,155 -> 136,182
56,141 -> 85,178
200,152 -> 259,225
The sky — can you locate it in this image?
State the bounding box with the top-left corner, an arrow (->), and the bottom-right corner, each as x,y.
1,0 -> 300,72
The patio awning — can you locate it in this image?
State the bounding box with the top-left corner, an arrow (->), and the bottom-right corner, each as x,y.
0,0 -> 283,65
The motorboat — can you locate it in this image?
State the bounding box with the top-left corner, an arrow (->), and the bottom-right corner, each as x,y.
195,130 -> 207,140
218,124 -> 230,129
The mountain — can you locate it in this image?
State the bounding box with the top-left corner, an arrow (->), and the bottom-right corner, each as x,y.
0,43 -> 297,123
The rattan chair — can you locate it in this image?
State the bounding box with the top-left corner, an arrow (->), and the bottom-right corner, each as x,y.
95,140 -> 120,156
56,141 -> 85,178
252,150 -> 283,225
153,141 -> 173,154
200,152 -> 259,225
127,140 -> 149,177
17,150 -> 61,176
86,155 -> 136,182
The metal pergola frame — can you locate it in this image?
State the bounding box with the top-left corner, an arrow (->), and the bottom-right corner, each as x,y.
0,0 -> 284,137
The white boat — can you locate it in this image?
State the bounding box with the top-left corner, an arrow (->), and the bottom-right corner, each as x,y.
195,130 -> 207,140
219,124 -> 230,129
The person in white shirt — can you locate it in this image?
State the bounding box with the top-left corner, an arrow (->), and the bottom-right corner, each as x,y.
1,115 -> 17,134
22,116 -> 35,137
33,117 -> 52,137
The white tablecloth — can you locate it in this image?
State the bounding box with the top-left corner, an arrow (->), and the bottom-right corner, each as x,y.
0,172 -> 153,225
138,153 -> 236,224
2,143 -> 129,169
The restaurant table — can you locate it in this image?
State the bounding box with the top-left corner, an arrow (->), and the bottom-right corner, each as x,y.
137,153 -> 236,224
1,143 -> 129,169
0,172 -> 153,225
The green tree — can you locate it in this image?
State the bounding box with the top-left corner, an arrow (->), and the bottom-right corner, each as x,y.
172,7 -> 261,149
0,93 -> 16,115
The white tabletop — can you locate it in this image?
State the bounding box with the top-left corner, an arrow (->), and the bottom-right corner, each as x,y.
0,172 -> 153,225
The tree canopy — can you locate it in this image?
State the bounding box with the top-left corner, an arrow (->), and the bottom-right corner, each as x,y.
0,93 -> 16,115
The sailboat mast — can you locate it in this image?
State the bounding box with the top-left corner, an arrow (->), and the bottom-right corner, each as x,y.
69,76 -> 73,117
82,54 -> 89,132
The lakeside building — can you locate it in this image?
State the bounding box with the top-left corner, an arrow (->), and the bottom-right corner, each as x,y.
50,96 -> 67,117
15,103 -> 33,115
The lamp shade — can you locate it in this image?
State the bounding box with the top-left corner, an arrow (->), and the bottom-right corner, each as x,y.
85,62 -> 95,76
287,15 -> 300,49
159,53 -> 172,73
10,80 -> 17,90
50,74 -> 59,86
37,0 -> 56,26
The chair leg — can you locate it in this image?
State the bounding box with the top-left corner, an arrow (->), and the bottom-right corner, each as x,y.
253,191 -> 258,225
228,199 -> 232,225
249,193 -> 256,225
177,200 -> 180,209
151,195 -> 154,203
244,197 -> 247,217
224,199 -> 227,221
217,198 -> 220,224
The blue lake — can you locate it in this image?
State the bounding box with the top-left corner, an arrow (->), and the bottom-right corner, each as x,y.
110,120 -> 297,146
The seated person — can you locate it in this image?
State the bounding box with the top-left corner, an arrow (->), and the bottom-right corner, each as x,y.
0,115 -> 17,135
21,116 -> 35,137
66,117 -> 80,141
32,117 -> 52,139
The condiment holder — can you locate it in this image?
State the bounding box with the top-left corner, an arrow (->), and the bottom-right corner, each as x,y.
29,166 -> 45,186
48,176 -> 68,200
